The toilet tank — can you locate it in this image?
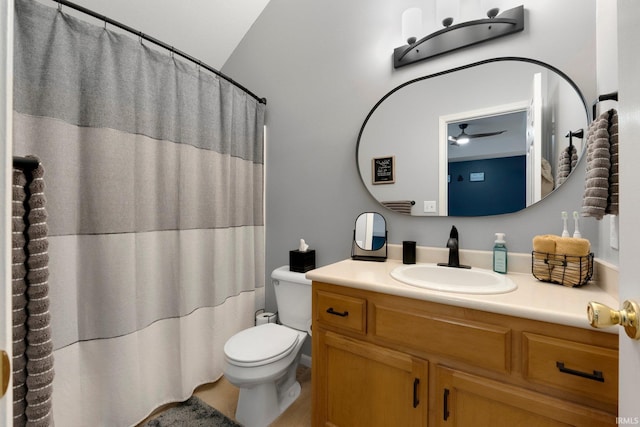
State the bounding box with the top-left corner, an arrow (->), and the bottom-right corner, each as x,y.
272,266 -> 311,331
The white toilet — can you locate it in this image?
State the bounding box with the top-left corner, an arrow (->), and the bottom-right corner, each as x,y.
223,266 -> 311,427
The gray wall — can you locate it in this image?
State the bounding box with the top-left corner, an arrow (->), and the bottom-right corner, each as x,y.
222,0 -> 600,313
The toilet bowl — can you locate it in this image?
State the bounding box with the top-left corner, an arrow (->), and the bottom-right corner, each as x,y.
223,266 -> 311,427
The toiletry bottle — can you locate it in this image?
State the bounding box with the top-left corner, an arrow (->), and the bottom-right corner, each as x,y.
493,233 -> 508,274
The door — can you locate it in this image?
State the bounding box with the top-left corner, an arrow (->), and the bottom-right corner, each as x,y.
0,0 -> 14,425
526,72 -> 543,206
617,0 -> 640,419
315,330 -> 428,427
435,366 -> 612,426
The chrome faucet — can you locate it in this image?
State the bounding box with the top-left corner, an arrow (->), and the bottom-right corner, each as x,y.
438,225 -> 471,269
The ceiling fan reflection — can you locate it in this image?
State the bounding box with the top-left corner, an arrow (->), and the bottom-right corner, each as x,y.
448,123 -> 507,146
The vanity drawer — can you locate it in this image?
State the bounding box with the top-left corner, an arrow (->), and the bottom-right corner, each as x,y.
373,304 -> 511,373
316,290 -> 366,334
523,333 -> 618,405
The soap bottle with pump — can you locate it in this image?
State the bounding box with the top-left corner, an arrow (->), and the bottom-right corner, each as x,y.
493,233 -> 508,274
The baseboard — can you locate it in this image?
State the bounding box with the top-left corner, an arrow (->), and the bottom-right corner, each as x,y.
300,354 -> 312,368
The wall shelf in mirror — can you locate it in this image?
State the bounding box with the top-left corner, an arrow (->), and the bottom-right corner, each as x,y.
356,57 -> 589,217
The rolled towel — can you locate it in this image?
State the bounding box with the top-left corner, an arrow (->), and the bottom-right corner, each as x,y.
532,235 -> 557,281
550,237 -> 591,286
533,234 -> 557,254
555,236 -> 590,256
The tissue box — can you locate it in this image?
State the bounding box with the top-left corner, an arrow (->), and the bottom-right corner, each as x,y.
290,250 -> 315,273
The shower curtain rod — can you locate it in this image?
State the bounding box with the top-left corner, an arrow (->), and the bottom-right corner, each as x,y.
52,0 -> 267,105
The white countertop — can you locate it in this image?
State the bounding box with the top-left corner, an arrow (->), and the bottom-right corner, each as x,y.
306,248 -> 619,333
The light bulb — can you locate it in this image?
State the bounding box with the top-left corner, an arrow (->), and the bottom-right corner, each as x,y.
402,8 -> 422,44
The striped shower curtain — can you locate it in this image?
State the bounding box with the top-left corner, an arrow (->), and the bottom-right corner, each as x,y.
12,1 -> 265,425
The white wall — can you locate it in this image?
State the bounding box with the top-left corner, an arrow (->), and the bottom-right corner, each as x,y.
222,0 -> 599,312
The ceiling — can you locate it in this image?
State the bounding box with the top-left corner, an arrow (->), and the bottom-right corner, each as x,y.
48,0 -> 271,70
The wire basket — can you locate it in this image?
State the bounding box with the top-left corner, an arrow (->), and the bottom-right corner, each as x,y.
531,251 -> 594,287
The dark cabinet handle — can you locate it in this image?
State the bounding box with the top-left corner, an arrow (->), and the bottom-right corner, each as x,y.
413,378 -> 420,408
326,307 -> 349,317
556,361 -> 604,382
443,388 -> 450,420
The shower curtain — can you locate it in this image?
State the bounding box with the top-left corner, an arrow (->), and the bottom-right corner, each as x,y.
12,0 -> 265,425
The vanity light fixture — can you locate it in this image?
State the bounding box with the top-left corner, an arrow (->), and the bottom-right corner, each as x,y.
393,5 -> 525,69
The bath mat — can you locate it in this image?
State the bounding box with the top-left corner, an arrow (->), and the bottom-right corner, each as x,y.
142,396 -> 242,427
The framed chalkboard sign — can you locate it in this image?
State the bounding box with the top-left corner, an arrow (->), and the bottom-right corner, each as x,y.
372,156 -> 395,184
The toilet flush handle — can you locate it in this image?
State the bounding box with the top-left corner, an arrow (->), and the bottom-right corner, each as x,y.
587,300 -> 640,340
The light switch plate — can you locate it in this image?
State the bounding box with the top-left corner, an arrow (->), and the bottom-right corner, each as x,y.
610,215 -> 619,250
424,201 -> 437,213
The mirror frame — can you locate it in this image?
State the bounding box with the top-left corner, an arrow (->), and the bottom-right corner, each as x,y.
356,57 -> 590,217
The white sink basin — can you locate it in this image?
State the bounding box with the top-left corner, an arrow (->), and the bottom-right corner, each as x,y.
390,263 -> 517,294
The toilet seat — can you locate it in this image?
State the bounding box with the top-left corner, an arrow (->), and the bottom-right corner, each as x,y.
224,323 -> 301,367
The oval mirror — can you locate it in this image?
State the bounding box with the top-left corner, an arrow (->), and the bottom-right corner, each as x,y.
357,58 -> 589,217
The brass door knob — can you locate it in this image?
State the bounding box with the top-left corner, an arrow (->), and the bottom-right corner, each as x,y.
1,350 -> 9,398
587,300 -> 640,340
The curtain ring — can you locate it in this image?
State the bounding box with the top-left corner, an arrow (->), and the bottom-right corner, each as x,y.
57,1 -> 62,11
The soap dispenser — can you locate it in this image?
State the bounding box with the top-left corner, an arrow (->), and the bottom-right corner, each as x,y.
493,233 -> 508,274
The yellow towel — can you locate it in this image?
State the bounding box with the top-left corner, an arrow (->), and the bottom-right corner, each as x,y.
550,237 -> 591,286
532,235 -> 557,281
533,235 -> 557,255
532,235 -> 591,286
550,253 -> 591,287
554,236 -> 590,256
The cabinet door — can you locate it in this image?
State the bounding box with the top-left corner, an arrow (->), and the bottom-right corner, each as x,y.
315,330 -> 428,427
435,366 -> 615,427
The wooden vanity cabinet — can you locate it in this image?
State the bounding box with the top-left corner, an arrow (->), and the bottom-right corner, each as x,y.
316,330 -> 428,427
311,281 -> 618,427
434,366 -> 613,427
